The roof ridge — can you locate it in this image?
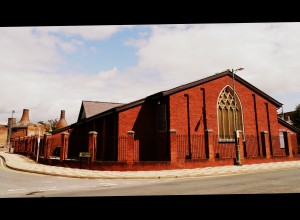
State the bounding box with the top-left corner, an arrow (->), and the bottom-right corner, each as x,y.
161,69 -> 230,94
82,100 -> 124,104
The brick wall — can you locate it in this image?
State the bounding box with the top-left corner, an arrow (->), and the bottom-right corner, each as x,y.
118,98 -> 169,161
11,127 -> 27,138
33,73 -> 299,170
51,132 -> 63,156
115,74 -> 298,162
0,125 -> 7,147
118,105 -> 142,136
169,75 -> 283,138
278,123 -> 299,155
51,128 -> 72,157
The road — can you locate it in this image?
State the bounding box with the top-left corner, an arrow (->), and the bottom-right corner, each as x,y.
1,157 -> 300,198
42,168 -> 300,197
0,157 -> 169,198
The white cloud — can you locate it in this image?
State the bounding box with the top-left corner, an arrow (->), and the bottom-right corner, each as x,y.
1,23 -> 300,126
0,27 -> 62,73
0,26 -> 134,125
131,23 -> 300,108
0,66 -> 162,125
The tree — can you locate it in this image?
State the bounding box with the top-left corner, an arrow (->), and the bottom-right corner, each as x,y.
291,104 -> 300,153
48,118 -> 58,132
37,118 -> 58,133
291,104 -> 300,129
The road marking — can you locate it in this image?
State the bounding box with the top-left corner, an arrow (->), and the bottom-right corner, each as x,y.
8,188 -> 27,192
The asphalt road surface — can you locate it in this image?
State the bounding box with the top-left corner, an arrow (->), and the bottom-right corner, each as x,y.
2,156 -> 300,198
40,168 -> 300,197
0,157 -> 168,198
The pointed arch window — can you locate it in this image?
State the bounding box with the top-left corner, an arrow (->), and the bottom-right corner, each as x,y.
217,86 -> 244,142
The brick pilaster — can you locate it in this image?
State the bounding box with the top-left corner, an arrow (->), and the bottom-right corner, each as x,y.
238,131 -> 244,160
89,131 -> 97,162
261,131 -> 271,158
205,129 -> 215,160
283,131 -> 293,157
32,135 -> 38,156
44,133 -> 52,160
169,129 -> 177,163
127,131 -> 135,164
60,132 -> 69,161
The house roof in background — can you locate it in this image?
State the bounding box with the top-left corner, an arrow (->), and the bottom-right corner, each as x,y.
278,117 -> 299,133
77,101 -> 124,122
278,111 -> 294,117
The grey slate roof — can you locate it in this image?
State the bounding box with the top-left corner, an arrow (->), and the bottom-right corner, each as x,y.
77,101 -> 124,122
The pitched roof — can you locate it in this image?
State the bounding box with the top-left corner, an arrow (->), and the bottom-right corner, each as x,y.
162,69 -> 282,106
116,69 -> 283,112
75,69 -> 284,125
77,101 -> 124,122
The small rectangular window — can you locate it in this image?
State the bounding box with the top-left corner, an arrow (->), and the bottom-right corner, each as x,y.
279,132 -> 285,148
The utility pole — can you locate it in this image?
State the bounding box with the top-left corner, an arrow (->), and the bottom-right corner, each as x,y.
7,110 -> 15,153
36,125 -> 41,163
231,68 -> 244,166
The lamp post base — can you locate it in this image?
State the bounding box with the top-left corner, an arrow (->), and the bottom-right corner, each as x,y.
235,142 -> 242,165
234,158 -> 243,166
185,154 -> 192,159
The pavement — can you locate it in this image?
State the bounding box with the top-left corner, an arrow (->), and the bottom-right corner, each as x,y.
1,148 -> 300,179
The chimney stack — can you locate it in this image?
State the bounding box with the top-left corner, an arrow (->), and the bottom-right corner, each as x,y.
56,110 -> 68,129
8,118 -> 16,127
19,109 -> 30,125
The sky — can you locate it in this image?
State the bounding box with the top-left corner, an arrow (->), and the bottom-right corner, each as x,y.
1,23 -> 299,125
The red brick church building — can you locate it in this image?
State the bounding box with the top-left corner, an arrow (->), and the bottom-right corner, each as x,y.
12,69 -> 300,170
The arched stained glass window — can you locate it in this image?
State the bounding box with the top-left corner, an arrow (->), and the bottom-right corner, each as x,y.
217,86 -> 244,141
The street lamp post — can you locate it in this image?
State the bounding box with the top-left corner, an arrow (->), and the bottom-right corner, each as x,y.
231,68 -> 244,166
36,125 -> 41,163
7,110 -> 15,153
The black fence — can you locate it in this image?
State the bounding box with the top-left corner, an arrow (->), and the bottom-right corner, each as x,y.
177,134 -> 206,159
48,133 -> 297,162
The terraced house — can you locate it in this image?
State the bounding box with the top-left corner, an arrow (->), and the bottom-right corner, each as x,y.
12,69 -> 300,170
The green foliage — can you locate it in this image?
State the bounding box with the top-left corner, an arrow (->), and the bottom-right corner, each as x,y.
47,118 -> 58,131
291,104 -> 300,129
